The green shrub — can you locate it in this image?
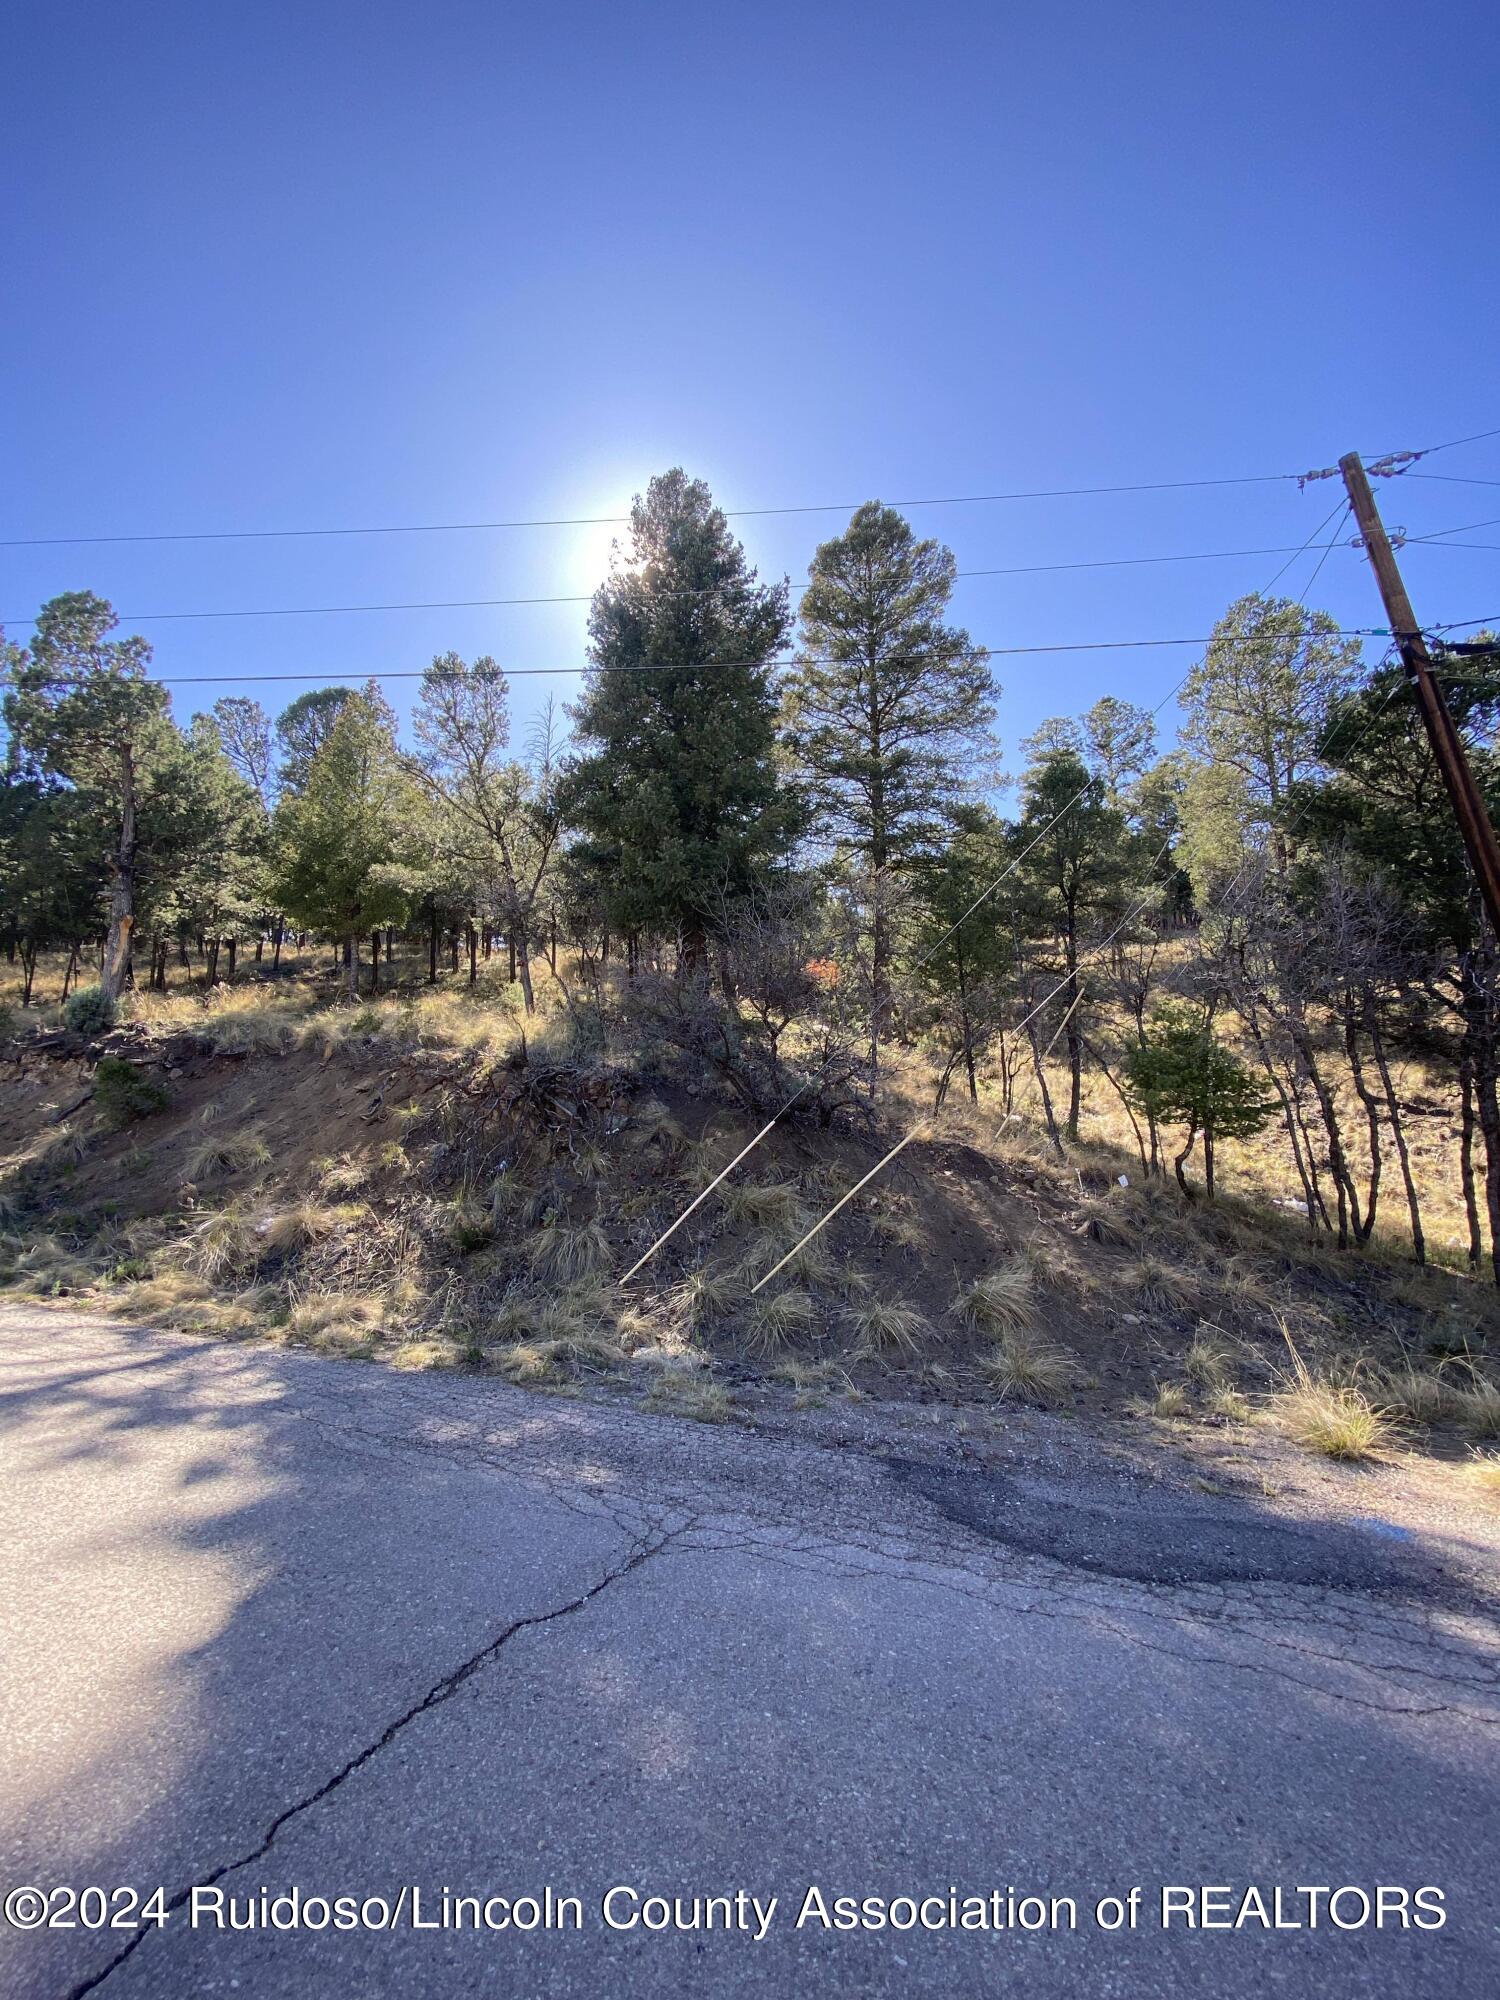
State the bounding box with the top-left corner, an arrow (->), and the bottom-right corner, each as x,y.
64,985 -> 117,1036
93,1055 -> 170,1129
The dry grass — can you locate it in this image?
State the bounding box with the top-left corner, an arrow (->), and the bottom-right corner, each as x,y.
1465,1452 -> 1500,1497
1379,1367 -> 1467,1427
260,1200 -> 348,1255
5,1235 -> 96,1296
868,1202 -> 930,1253
954,1265 -> 1036,1337
1073,1192 -> 1137,1247
184,1206 -> 255,1280
1121,1254 -> 1202,1313
746,1286 -> 817,1353
286,1293 -> 385,1352
843,1295 -> 928,1356
527,1218 -> 610,1284
1206,1384 -> 1252,1422
981,1331 -> 1078,1404
1217,1252 -> 1284,1320
388,1337 -> 464,1371
744,1224 -> 835,1290
674,1264 -> 739,1326
1460,1375 -> 1500,1440
442,1187 -> 492,1254
642,1373 -> 734,1423
722,1180 -> 808,1230
489,1339 -> 560,1384
1184,1329 -> 1237,1389
116,1270 -> 214,1320
1277,1380 -> 1391,1460
1017,1227 -> 1095,1295
1142,1380 -> 1191,1419
315,1152 -> 373,1195
183,1129 -> 273,1184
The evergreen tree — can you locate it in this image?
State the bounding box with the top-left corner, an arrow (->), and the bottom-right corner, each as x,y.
211,696 -> 275,804
275,687 -> 354,796
271,688 -> 421,997
913,803 -> 1013,1104
1179,592 -> 1360,877
561,469 -> 798,966
1009,746 -> 1139,1137
781,501 -> 996,1070
1125,1001 -> 1273,1197
4,592 -> 168,1000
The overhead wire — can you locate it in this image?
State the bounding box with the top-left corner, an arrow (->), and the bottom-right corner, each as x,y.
3,424 -> 1491,550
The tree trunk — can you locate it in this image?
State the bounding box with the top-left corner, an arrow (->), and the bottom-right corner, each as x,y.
345,933 -> 359,1001
370,929 -> 380,994
100,743 -> 138,1003
428,911 -> 439,986
1174,1121 -> 1199,1199
272,917 -> 284,973
1340,992 -> 1382,1245
1460,1048 -> 1484,1272
956,940 -> 978,1104
467,923 -> 478,987
514,924 -> 535,1015
1365,990 -> 1424,1265
1292,1020 -> 1358,1248
1466,983 -> 1500,1287
1025,1018 -> 1065,1159
226,936 -> 237,981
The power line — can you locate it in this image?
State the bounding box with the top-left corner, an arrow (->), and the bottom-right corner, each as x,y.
129,620 -> 1432,692
0,538 -> 1384,630
131,617 -> 1497,689
4,426 -> 1490,551
0,470 -> 1309,550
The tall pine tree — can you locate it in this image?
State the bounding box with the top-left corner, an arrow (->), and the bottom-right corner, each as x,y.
780,501 -> 996,1076
561,470 -> 798,967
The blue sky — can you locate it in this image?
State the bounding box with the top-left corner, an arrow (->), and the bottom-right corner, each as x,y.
4,0 -> 1496,773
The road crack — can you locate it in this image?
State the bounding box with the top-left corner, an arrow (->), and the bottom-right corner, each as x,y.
63,1521 -> 679,2000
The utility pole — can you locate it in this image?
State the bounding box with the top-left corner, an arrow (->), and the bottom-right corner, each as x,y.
1340,451 -> 1500,935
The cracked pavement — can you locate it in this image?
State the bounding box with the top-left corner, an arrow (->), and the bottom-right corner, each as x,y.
2,1306 -> 1498,1997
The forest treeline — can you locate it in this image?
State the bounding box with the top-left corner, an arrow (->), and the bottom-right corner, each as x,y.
3,469 -> 1499,1274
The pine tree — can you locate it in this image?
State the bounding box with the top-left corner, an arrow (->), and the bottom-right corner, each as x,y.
1179,593 -> 1360,876
781,502 -> 995,1071
1009,747 -> 1139,1138
271,688 -> 421,998
1125,1002 -> 1272,1197
560,470 -> 798,969
4,592 -> 169,1000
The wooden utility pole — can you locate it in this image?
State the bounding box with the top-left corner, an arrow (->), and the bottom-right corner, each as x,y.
1340,451 -> 1500,935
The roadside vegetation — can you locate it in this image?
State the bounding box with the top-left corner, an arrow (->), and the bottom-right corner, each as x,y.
2,469 -> 1498,1479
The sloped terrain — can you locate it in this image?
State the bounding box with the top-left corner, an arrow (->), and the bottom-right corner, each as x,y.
1,993 -> 1498,1472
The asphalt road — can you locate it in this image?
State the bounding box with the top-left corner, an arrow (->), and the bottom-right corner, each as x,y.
2,1305 -> 1498,1999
